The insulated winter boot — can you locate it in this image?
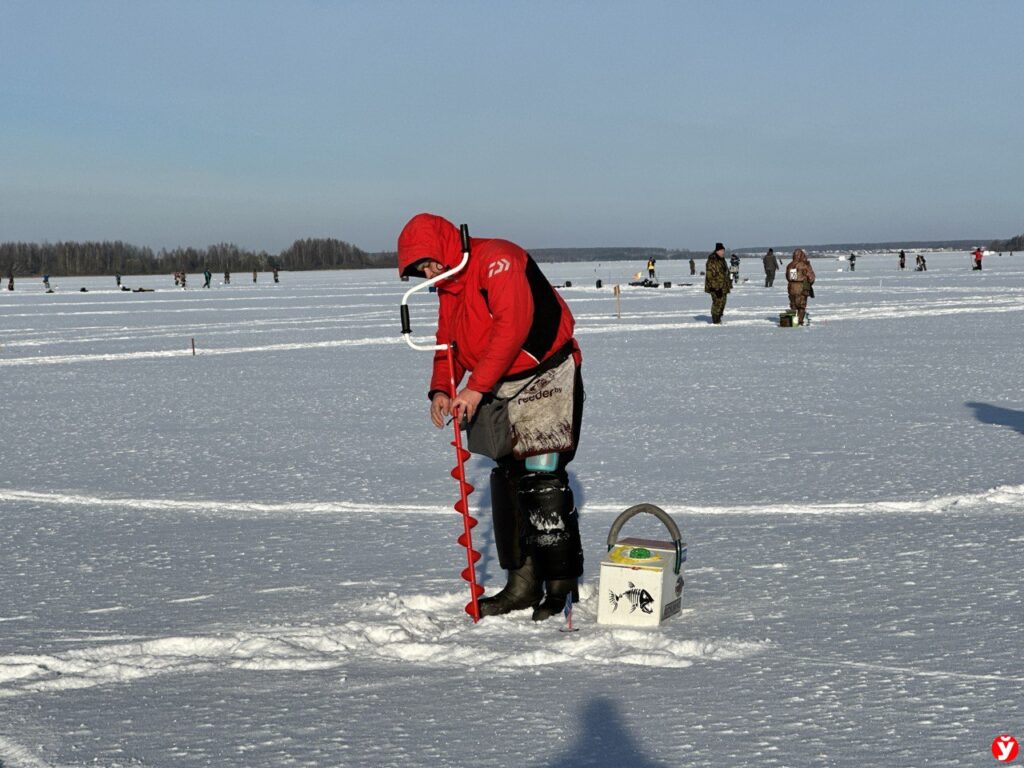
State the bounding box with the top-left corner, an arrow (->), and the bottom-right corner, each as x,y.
489,465 -> 524,570
532,579 -> 580,622
517,472 -> 584,622
478,557 -> 543,617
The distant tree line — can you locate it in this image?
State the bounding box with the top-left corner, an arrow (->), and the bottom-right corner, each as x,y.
988,232 -> 1023,252
3,233 -> 1015,277
0,238 -> 395,277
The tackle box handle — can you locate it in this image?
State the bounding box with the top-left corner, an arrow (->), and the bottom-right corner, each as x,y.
606,503 -> 685,575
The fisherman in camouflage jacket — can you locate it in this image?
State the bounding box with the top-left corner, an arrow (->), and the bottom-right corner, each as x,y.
704,242 -> 732,324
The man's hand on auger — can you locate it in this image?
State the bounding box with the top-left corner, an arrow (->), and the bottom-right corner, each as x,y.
451,388 -> 483,424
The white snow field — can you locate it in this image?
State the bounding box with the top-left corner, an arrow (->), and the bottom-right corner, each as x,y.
1,250 -> 1022,767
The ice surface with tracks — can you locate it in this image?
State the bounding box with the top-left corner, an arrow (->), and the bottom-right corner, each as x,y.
1,251 -> 1022,766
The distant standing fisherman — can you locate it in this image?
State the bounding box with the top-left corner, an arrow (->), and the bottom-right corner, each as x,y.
785,248 -> 816,326
704,242 -> 731,324
763,248 -> 778,287
689,257 -> 696,276
729,253 -> 741,286
7,270 -> 13,291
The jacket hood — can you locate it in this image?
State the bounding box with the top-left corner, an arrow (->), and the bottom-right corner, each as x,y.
397,213 -> 464,278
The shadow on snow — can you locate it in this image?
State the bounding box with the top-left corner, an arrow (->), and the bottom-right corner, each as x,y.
538,697 -> 670,768
965,401 -> 1024,436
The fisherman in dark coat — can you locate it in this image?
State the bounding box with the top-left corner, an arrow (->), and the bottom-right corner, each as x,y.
704,242 -> 731,324
763,248 -> 779,287
729,253 -> 741,286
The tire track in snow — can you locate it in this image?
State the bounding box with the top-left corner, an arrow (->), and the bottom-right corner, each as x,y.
0,489 -> 443,516
0,335 -> 404,366
0,485 -> 1020,518
786,654 -> 1024,684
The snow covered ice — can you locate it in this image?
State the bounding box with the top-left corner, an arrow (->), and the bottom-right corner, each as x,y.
1,251 -> 1022,767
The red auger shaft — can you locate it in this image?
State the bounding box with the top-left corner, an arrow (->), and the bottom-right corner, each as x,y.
446,345 -> 483,621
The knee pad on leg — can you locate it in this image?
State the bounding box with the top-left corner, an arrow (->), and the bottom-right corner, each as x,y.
490,466 -> 524,570
518,473 -> 584,581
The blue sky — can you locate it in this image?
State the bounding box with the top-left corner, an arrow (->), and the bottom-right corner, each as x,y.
1,1 -> 1022,252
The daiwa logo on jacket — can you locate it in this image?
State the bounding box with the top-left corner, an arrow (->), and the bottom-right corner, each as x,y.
487,258 -> 511,278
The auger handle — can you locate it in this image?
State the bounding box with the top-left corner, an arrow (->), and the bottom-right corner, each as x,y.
606,503 -> 685,575
399,223 -> 471,351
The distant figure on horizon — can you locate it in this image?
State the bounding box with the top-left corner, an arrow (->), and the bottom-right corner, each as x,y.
272,265 -> 280,283
849,252 -> 857,272
173,271 -> 180,287
253,269 -> 258,284
898,250 -> 906,270
7,270 -> 13,291
43,274 -> 51,291
689,257 -> 696,276
115,272 -> 122,287
224,270 -> 231,285
915,254 -> 927,272
646,258 -> 656,280
705,242 -> 731,324
729,253 -> 740,286
763,248 -> 778,287
180,272 -> 187,289
203,269 -> 212,288
972,247 -> 984,271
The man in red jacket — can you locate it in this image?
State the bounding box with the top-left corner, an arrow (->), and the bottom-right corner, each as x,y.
398,213 -> 584,621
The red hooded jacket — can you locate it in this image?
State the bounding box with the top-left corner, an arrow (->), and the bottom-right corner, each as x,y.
397,213 -> 579,397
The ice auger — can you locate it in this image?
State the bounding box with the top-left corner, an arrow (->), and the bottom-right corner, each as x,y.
400,224 -> 483,622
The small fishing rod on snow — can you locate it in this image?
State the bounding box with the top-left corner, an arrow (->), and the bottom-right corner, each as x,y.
399,224 -> 483,622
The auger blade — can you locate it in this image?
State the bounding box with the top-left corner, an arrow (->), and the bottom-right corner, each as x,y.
451,512 -> 478,528
449,443 -> 471,461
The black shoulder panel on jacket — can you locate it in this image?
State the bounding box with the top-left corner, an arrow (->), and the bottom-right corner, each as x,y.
523,255 -> 561,361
